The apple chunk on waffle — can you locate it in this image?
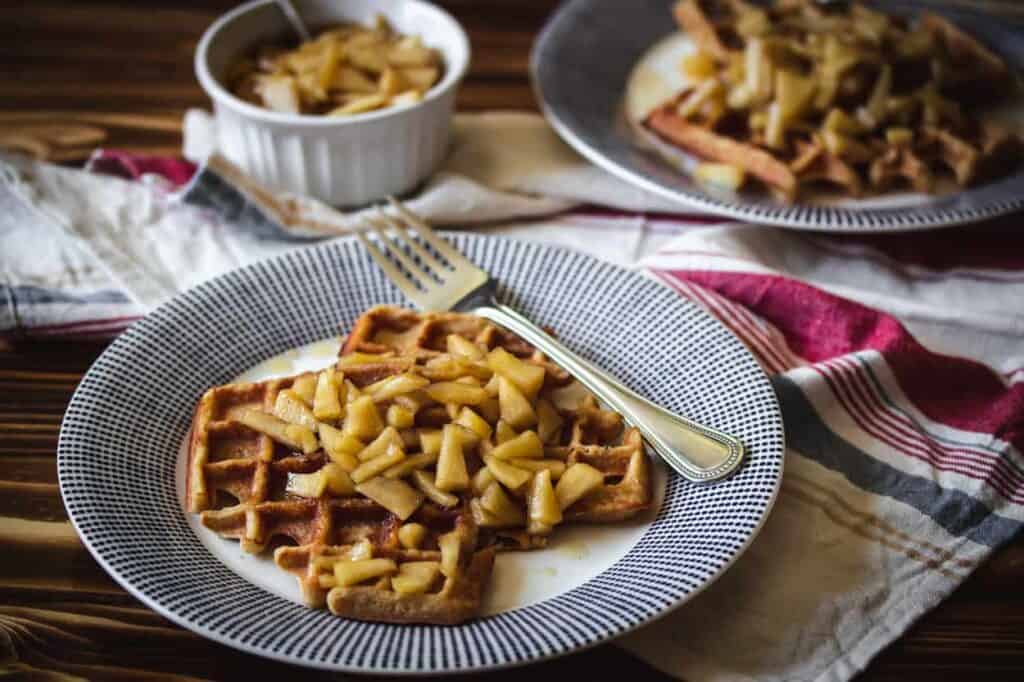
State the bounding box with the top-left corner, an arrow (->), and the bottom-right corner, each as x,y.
187,305 -> 651,624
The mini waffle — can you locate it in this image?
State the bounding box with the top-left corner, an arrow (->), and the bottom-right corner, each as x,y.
186,306 -> 652,624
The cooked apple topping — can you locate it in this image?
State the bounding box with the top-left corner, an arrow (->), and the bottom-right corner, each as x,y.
334,558 -> 397,587
397,522 -> 428,549
355,476 -> 423,520
273,390 -> 318,429
236,408 -> 318,454
391,561 -> 441,595
230,334 -> 617,562
226,14 -> 443,117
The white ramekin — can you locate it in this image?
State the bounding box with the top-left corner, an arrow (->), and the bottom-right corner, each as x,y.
195,0 -> 469,206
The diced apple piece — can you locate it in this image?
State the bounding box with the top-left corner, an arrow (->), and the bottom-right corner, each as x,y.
347,45 -> 388,74
444,402 -> 462,421
487,347 -> 546,398
329,67 -> 378,94
286,469 -> 326,498
446,334 -> 484,360
422,355 -> 492,382
434,424 -> 469,492
535,399 -> 564,444
477,398 -> 500,423
470,497 -> 507,528
455,407 -> 492,441
313,368 -> 344,421
454,425 -> 482,451
549,381 -> 592,411
388,42 -> 437,68
694,163 -> 746,191
290,374 -> 317,406
411,470 -> 459,508
357,426 -> 401,462
393,391 -> 430,414
399,66 -> 439,91
555,463 -> 605,510
391,561 -> 441,596
425,382 -> 489,405
349,538 -> 373,560
437,531 -> 461,578
236,409 -> 318,454
390,89 -> 422,107
378,67 -> 408,96
386,404 -> 414,429
321,463 -> 356,496
419,429 -> 443,456
344,379 -> 363,401
508,458 -> 566,479
483,455 -> 532,491
494,420 -> 517,444
498,377 -> 536,429
317,40 -> 342,92
775,68 -> 816,122
319,423 -> 363,471
351,444 -> 405,483
365,373 -> 430,402
481,482 -> 525,525
333,558 -> 397,587
397,522 -> 428,549
273,390 -> 318,429
259,75 -> 301,113
489,430 -> 543,460
472,466 -> 496,496
528,469 -> 563,526
355,476 -> 424,520
344,395 -> 384,440
382,451 -> 438,479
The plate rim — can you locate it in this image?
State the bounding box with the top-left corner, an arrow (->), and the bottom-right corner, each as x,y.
58,232 -> 786,674
530,0 -> 1024,233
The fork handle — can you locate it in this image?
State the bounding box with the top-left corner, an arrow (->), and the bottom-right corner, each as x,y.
473,303 -> 746,483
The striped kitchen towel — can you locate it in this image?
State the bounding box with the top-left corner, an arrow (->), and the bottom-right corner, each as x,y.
2,112 -> 1023,680
621,222 -> 1024,681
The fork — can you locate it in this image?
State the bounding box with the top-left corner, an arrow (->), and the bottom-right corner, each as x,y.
355,199 -> 746,483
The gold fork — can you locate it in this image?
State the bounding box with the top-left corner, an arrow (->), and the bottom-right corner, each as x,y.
356,198 -> 745,483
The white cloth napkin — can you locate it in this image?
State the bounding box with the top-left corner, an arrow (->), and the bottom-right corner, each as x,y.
2,111 -> 1022,682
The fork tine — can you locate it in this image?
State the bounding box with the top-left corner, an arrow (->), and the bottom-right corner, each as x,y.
374,208 -> 451,275
366,215 -> 443,287
354,228 -> 425,303
386,197 -> 474,268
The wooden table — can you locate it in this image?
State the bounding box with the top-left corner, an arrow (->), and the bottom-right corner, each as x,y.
2,1 -> 1023,679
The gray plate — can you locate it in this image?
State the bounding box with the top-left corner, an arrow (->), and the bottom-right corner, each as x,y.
58,234 -> 785,674
531,0 -> 1024,232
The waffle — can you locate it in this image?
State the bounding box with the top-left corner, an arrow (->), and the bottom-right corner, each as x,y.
187,305 -> 652,624
645,0 -> 1022,200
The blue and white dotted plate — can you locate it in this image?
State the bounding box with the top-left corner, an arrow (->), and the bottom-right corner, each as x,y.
58,234 -> 784,674
532,0 -> 1024,232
